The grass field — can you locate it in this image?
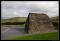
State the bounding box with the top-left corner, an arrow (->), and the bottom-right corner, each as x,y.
16,24 -> 25,27
9,31 -> 59,40
1,17 -> 27,23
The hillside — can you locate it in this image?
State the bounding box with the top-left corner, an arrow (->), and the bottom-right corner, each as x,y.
51,16 -> 59,22
1,17 -> 27,23
51,16 -> 59,30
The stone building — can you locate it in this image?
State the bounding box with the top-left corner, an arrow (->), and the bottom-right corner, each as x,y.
25,13 -> 54,33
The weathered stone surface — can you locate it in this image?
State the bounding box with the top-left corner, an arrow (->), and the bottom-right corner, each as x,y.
25,13 -> 54,33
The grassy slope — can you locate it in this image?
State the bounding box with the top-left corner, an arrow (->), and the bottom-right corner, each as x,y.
16,24 -> 25,28
1,17 -> 26,27
10,32 -> 59,40
51,16 -> 59,22
1,17 -> 27,23
51,16 -> 59,30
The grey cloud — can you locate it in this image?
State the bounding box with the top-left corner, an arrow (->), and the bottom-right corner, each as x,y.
1,1 -> 59,19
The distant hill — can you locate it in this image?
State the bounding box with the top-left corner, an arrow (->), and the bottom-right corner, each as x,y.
51,16 -> 59,22
1,16 -> 59,23
51,16 -> 59,30
1,17 -> 27,23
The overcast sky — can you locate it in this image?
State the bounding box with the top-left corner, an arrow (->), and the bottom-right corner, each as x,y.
1,1 -> 59,19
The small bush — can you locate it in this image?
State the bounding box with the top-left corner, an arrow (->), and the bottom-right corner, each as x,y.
52,22 -> 59,30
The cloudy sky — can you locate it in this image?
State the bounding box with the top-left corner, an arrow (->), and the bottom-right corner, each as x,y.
1,1 -> 59,19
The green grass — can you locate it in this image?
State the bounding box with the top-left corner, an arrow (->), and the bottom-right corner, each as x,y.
16,24 -> 25,27
9,32 -> 59,40
1,24 -> 25,28
1,17 -> 27,23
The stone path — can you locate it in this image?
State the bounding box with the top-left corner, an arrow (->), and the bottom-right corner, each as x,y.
1,25 -> 25,40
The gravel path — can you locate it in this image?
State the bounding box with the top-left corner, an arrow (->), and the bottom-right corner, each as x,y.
1,25 -> 25,40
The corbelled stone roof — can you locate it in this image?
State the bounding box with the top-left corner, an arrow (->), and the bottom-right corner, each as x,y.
25,13 -> 54,33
